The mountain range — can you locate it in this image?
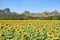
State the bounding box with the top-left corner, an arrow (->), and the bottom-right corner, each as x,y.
0,8 -> 60,20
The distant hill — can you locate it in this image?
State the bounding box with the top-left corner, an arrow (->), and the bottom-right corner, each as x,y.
21,10 -> 60,17
0,8 -> 60,20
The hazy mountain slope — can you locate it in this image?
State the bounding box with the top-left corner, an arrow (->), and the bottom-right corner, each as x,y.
0,8 -> 60,20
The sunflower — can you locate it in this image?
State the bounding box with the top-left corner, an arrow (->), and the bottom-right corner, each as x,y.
16,28 -> 20,32
36,29 -> 40,33
0,26 -> 5,29
22,33 -> 27,39
8,29 -> 11,32
49,28 -> 52,30
16,28 -> 23,34
5,23 -> 9,26
9,26 -> 14,30
51,29 -> 55,33
17,30 -> 22,35
18,30 -> 22,33
14,26 -> 17,29
52,34 -> 59,39
47,32 -> 53,37
0,34 -> 6,38
29,28 -> 33,32
55,27 -> 59,30
41,27 -> 46,32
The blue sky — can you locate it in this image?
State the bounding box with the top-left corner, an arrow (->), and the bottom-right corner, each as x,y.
0,0 -> 60,13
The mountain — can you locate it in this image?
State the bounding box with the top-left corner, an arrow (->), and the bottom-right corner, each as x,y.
21,10 -> 60,17
0,8 -> 60,20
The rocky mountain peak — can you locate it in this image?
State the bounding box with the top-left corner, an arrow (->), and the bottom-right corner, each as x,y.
4,8 -> 10,12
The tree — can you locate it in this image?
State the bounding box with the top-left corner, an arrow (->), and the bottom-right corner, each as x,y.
52,16 -> 58,20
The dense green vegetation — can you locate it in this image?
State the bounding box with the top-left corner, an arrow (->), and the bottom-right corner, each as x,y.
0,8 -> 60,20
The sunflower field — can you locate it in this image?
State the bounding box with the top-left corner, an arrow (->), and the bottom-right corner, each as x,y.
0,20 -> 60,40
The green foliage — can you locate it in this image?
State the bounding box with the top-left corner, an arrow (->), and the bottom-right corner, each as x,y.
52,16 -> 58,20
